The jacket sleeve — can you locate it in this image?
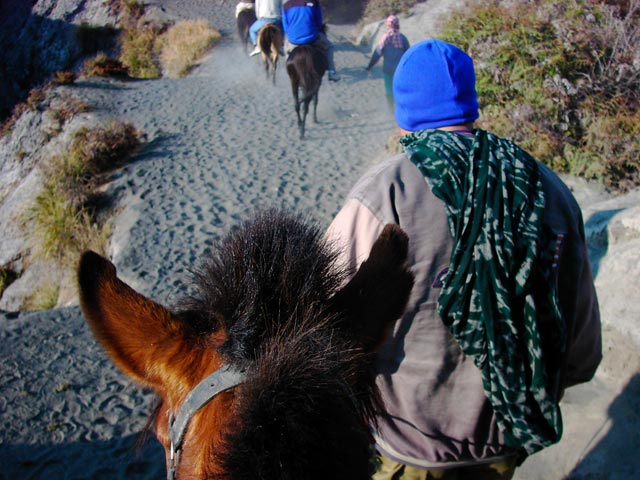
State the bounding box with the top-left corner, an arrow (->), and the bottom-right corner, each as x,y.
326,199 -> 386,274
314,4 -> 323,29
561,230 -> 602,389
367,50 -> 382,70
281,5 -> 289,33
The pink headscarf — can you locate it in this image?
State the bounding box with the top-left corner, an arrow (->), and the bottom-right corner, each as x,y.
386,15 -> 399,31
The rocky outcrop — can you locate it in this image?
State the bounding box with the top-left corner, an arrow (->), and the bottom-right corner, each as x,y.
0,87 -> 100,310
0,0 -> 118,118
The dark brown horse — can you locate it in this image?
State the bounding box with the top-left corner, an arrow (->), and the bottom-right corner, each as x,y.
236,4 -> 256,53
78,210 -> 413,480
286,45 -> 328,139
257,23 -> 282,85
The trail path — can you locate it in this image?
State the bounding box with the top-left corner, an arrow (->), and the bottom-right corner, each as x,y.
70,4 -> 396,303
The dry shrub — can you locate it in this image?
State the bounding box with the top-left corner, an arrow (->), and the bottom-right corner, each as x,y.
53,71 -> 77,85
82,53 -> 129,77
46,93 -> 90,136
71,121 -> 141,176
159,20 -> 221,78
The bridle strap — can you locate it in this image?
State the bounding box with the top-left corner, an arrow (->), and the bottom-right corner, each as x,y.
167,364 -> 245,480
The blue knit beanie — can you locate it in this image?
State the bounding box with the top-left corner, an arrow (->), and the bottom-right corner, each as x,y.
393,39 -> 479,131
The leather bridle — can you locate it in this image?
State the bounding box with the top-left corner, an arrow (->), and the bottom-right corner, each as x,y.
167,363 -> 245,480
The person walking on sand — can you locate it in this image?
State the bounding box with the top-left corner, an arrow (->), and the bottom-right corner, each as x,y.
365,15 -> 410,110
327,39 -> 602,479
248,0 -> 283,57
281,0 -> 340,81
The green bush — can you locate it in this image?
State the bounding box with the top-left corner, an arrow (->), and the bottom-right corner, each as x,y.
117,1 -> 165,79
440,0 -> 639,191
31,121 -> 141,260
119,22 -> 163,79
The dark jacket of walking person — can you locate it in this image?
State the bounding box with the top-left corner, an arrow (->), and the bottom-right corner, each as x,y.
327,39 -> 602,480
366,15 -> 410,109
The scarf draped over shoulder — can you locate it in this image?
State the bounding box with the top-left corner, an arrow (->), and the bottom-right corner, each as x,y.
401,129 -> 566,455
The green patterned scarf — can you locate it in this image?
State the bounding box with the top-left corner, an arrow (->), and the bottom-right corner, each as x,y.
401,128 -> 564,455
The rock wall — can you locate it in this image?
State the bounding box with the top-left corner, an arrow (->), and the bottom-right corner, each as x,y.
0,0 -> 118,118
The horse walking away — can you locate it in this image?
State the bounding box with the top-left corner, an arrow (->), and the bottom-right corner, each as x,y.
78,209 -> 414,479
236,3 -> 256,53
286,45 -> 328,140
257,23 -> 282,85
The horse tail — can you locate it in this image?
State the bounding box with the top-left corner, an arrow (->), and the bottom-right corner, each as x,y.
258,24 -> 280,60
270,26 -> 283,64
296,47 -> 320,99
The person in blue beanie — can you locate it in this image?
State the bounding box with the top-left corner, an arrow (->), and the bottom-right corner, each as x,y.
327,39 -> 602,479
281,0 -> 340,81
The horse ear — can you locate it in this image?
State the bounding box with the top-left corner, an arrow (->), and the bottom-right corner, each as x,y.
77,251 -> 186,390
330,224 -> 414,352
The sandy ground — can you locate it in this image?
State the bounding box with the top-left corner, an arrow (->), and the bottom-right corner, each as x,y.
1,1 -> 638,479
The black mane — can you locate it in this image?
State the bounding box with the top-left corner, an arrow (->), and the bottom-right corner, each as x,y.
179,210 -> 380,479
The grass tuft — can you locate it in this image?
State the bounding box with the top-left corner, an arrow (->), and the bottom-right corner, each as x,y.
30,121 -> 141,261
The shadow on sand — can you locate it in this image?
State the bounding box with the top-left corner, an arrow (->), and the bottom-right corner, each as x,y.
0,433 -> 165,480
566,373 -> 640,479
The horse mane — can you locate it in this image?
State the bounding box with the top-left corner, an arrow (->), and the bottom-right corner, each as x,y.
176,210 -> 380,478
219,317 -> 376,479
179,210 -> 344,361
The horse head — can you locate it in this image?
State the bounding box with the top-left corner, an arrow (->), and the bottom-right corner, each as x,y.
78,210 -> 413,479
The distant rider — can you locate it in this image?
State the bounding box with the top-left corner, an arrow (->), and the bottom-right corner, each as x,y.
281,0 -> 340,81
249,0 -> 283,57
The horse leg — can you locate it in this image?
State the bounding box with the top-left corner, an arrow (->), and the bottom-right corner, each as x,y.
290,77 -> 302,125
263,55 -> 270,80
271,52 -> 278,85
300,98 -> 310,140
312,88 -> 319,123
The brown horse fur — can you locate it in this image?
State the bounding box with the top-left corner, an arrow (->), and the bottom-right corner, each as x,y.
286,45 -> 328,140
78,209 -> 414,479
257,23 -> 282,85
236,6 -> 256,53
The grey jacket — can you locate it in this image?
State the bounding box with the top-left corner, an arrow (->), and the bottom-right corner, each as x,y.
326,153 -> 602,468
